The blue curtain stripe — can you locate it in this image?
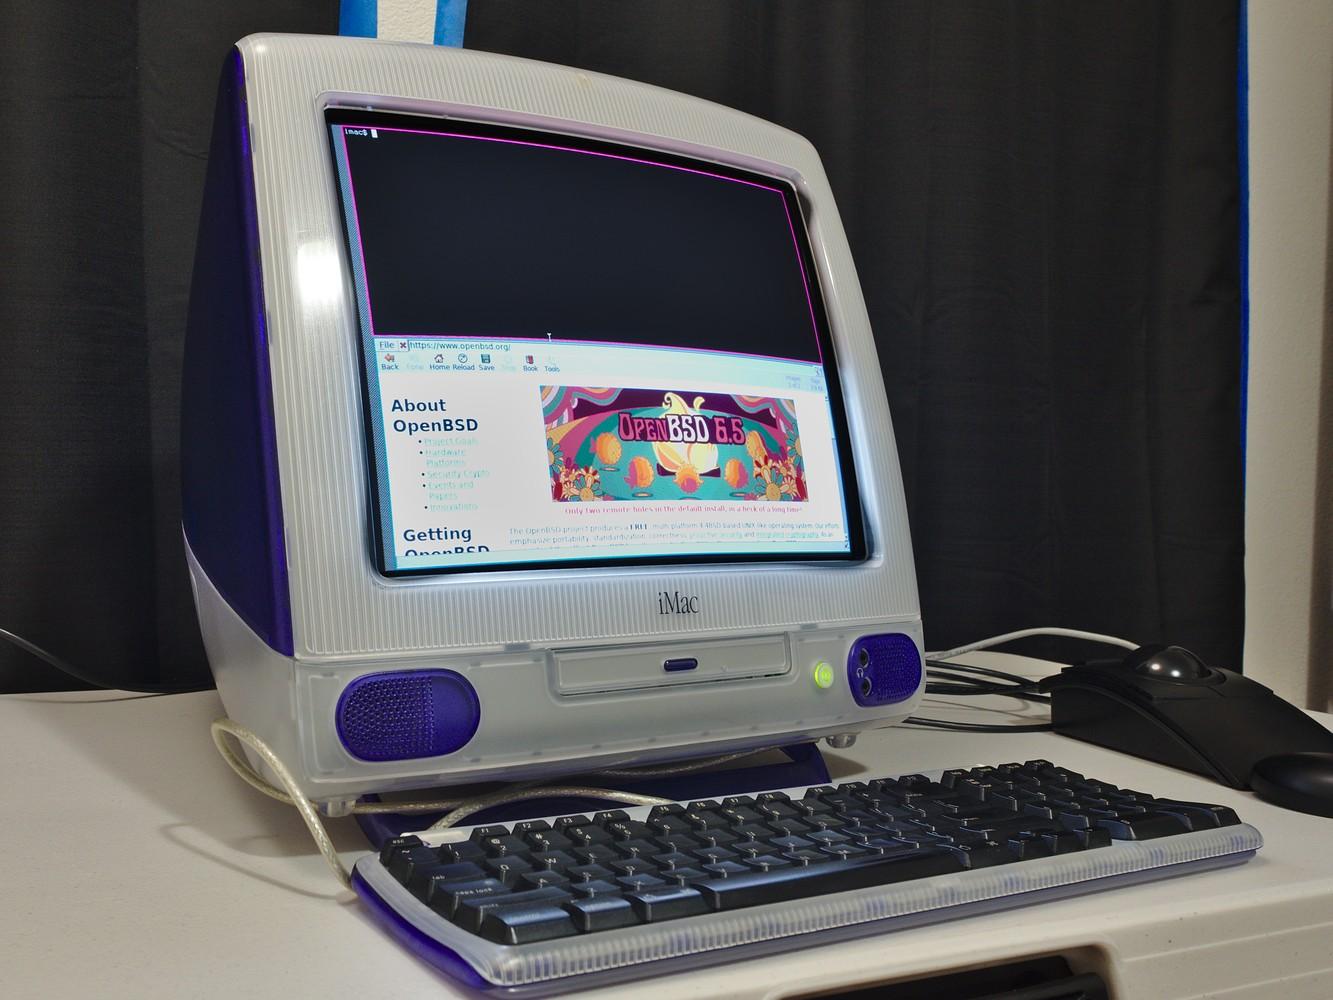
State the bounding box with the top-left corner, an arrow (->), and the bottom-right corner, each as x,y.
1237,0 -> 1250,479
338,1 -> 467,45
338,0 -> 377,39
435,0 -> 468,47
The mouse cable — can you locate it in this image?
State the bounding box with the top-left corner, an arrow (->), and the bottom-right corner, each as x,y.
900,717 -> 1055,733
925,627 -> 1138,662
0,626 -> 213,695
924,660 -> 1050,701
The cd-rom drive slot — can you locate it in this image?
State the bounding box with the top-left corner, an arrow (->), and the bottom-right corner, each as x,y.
553,635 -> 791,695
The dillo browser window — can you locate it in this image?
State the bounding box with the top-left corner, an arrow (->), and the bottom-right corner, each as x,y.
327,112 -> 863,575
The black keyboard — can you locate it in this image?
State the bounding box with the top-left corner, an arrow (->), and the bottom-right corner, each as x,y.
352,760 -> 1261,994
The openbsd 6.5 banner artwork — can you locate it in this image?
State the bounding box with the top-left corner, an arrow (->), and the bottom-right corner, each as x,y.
542,386 -> 807,503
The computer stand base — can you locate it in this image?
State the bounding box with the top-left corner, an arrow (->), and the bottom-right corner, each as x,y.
354,742 -> 830,849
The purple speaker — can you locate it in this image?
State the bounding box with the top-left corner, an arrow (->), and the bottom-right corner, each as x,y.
847,633 -> 921,706
336,669 -> 481,762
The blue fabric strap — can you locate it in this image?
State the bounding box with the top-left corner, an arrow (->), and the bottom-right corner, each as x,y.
339,0 -> 377,38
338,0 -> 468,46
434,0 -> 468,46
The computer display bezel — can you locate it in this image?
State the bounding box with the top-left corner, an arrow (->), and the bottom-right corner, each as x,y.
324,107 -> 868,578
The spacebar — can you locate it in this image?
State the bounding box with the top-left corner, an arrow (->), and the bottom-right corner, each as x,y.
696,847 -> 965,911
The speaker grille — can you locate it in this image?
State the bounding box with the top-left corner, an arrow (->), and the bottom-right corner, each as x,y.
847,633 -> 922,706
336,669 -> 480,762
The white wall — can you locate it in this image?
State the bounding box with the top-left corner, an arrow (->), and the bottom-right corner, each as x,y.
1244,0 -> 1333,709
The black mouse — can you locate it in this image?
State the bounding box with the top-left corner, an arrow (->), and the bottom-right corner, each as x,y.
1250,752 -> 1333,818
1039,645 -> 1333,801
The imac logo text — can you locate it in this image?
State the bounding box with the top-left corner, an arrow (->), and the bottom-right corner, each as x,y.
657,590 -> 701,615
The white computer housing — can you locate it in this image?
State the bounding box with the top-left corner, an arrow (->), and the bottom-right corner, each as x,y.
182,34 -> 924,810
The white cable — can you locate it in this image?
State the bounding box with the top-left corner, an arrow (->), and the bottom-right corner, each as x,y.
587,748 -> 766,779
927,627 -> 1138,661
429,786 -> 673,831
347,798 -> 470,814
209,717 -> 674,886
206,723 -> 486,815
210,718 -> 352,889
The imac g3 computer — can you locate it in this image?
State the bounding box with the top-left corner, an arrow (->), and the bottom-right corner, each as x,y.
179,36 -> 1270,996
182,34 -> 924,812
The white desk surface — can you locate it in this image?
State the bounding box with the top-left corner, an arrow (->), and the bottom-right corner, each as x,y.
5,654 -> 1333,1000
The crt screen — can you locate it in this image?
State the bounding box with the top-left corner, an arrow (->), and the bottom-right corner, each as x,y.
328,111 -> 862,575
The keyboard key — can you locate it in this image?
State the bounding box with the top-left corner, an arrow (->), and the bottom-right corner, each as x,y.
525,830 -> 575,853
819,842 -> 869,859
1005,835 -> 1052,861
693,827 -> 743,848
569,879 -> 620,898
566,864 -> 614,883
605,820 -> 656,841
719,806 -> 766,825
651,832 -> 703,853
692,846 -> 739,866
388,845 -> 445,885
770,834 -> 815,852
1150,799 -> 1242,829
625,885 -> 710,921
416,863 -> 491,902
563,894 -> 639,933
616,873 -> 667,892
481,857 -> 533,885
683,809 -> 729,831
1080,827 -> 1113,849
614,839 -> 660,859
529,850 -> 577,870
1092,811 -> 1192,840
806,829 -> 850,847
762,816 -> 810,842
480,835 -> 529,858
438,842 -> 485,865
479,901 -> 578,944
573,845 -> 620,865
793,797 -> 834,816
609,858 -> 657,878
562,825 -> 615,847
648,814 -> 696,837
429,878 -> 509,918
455,886 -> 573,937
518,870 -> 570,890
731,822 -> 777,842
696,846 -> 964,910
781,848 -> 829,866
379,834 -> 423,867
661,866 -> 711,886
741,855 -> 791,872
653,851 -> 697,870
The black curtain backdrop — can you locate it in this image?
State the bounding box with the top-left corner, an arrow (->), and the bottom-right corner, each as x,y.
0,1 -> 1242,692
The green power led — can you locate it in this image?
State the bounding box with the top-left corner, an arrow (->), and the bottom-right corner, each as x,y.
813,661 -> 835,689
